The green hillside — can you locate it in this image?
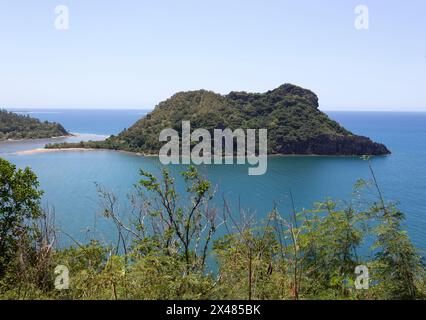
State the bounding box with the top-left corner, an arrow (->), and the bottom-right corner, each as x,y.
47,84 -> 390,155
0,109 -> 69,141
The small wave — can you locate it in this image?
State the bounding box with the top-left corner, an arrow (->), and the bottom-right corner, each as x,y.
70,133 -> 110,139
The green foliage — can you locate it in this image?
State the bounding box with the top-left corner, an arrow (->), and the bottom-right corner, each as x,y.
45,84 -> 390,155
49,243 -> 215,300
370,203 -> 422,299
0,158 -> 44,277
0,109 -> 69,141
296,202 -> 365,298
214,227 -> 289,300
0,159 -> 424,300
134,166 -> 216,272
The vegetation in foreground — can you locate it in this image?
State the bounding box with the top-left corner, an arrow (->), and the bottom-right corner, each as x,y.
0,109 -> 69,141
0,157 -> 424,300
46,84 -> 390,156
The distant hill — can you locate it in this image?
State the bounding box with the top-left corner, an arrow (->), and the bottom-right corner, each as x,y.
46,84 -> 390,156
0,109 -> 69,141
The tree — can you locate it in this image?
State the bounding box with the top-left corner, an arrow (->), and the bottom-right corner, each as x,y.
97,166 -> 219,274
0,158 -> 44,277
0,109 -> 68,141
356,161 -> 423,299
371,203 -> 421,299
136,166 -> 218,273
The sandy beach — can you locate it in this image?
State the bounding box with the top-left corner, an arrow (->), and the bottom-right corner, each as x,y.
4,134 -> 73,142
13,148 -> 99,155
12,147 -> 157,157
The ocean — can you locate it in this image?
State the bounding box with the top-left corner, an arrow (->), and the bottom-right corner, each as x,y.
1,109 -> 425,252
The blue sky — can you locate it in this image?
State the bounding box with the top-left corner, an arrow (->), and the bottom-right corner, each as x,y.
0,0 -> 425,110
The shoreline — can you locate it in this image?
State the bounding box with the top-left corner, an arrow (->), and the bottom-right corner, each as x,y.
12,147 -> 156,157
12,147 -> 389,158
1,132 -> 110,143
2,134 -> 75,143
13,148 -> 101,155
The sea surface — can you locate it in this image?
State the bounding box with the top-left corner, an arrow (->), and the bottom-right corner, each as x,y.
1,109 -> 425,253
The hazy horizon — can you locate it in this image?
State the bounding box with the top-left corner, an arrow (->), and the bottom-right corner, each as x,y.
5,106 -> 426,113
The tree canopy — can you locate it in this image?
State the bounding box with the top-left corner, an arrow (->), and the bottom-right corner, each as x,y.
0,109 -> 69,141
47,84 -> 390,155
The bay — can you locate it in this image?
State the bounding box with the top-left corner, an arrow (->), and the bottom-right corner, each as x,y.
1,109 -> 425,252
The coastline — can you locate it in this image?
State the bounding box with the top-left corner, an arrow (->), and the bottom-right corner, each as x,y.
12,147 -> 156,157
13,148 -> 100,155
2,134 -> 74,143
5,131 -> 389,159
1,133 -> 110,143
12,147 -> 389,158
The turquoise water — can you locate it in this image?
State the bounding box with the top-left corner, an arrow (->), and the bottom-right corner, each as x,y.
1,110 -> 425,251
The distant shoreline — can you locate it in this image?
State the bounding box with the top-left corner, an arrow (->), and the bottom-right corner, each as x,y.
1,133 -> 111,144
2,134 -> 74,143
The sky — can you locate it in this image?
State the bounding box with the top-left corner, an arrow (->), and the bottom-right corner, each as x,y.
0,0 -> 425,111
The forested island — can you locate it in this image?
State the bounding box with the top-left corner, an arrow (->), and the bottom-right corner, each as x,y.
46,84 -> 390,156
0,109 -> 69,141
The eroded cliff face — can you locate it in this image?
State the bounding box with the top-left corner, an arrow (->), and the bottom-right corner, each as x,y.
274,134 -> 390,155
